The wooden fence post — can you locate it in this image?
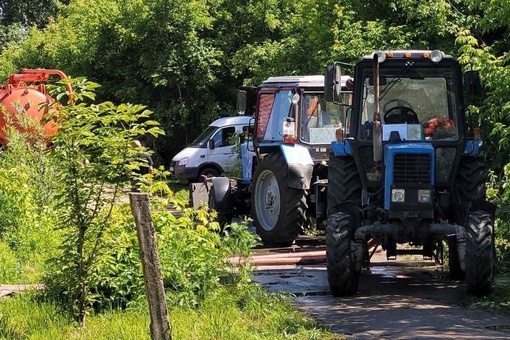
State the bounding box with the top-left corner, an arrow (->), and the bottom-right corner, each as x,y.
130,192 -> 172,340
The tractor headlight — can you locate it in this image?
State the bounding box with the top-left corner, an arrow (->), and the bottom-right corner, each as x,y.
375,51 -> 386,63
178,157 -> 189,166
430,50 -> 443,63
418,190 -> 432,203
391,189 -> 405,203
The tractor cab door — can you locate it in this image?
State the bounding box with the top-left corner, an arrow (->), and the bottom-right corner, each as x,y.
255,89 -> 294,144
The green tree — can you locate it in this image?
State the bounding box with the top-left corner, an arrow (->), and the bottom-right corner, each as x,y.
44,78 -> 163,325
0,0 -> 68,28
0,0 -> 501,165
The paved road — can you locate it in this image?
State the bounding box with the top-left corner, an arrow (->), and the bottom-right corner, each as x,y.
253,251 -> 510,339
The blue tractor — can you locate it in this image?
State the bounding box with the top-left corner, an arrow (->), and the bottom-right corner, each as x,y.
201,75 -> 351,246
324,50 -> 495,296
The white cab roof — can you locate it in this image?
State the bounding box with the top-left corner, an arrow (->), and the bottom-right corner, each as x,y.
261,75 -> 351,88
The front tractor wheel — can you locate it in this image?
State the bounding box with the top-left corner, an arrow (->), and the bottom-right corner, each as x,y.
252,152 -> 307,246
326,212 -> 360,296
465,210 -> 495,295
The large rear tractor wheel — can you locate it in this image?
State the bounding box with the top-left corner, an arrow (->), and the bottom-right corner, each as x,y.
327,154 -> 362,215
326,211 -> 360,296
453,158 -> 487,223
252,152 -> 307,246
465,210 -> 495,295
455,158 -> 486,204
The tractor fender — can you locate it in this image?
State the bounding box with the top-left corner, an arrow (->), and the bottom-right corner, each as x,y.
210,177 -> 234,214
464,140 -> 482,156
331,140 -> 353,156
279,144 -> 314,190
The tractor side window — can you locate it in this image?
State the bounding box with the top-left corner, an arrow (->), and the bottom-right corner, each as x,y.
301,93 -> 345,144
256,93 -> 275,139
263,90 -> 293,141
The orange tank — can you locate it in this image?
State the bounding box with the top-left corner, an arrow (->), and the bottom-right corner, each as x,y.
0,69 -> 73,146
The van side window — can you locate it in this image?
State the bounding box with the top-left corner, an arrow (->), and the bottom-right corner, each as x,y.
212,126 -> 237,147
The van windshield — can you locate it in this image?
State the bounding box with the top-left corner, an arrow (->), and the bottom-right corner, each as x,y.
189,125 -> 217,147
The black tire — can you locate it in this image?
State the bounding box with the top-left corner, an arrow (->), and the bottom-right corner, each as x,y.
447,236 -> 464,279
465,210 -> 495,295
198,166 -> 221,181
327,154 -> 362,215
251,152 -> 307,246
326,212 -> 359,296
455,157 -> 486,205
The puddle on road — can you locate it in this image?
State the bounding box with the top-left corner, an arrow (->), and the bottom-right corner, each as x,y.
369,266 -> 405,279
279,273 -> 313,279
369,266 -> 446,280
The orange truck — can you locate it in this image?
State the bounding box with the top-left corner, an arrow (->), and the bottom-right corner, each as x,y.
0,69 -> 72,146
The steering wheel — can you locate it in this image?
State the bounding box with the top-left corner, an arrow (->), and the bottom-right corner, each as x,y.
383,99 -> 419,124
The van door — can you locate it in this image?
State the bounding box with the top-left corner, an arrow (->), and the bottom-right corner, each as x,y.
208,126 -> 238,172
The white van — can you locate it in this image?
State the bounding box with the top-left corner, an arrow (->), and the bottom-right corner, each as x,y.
170,115 -> 254,182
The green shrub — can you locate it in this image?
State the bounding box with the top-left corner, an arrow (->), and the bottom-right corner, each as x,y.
0,114 -> 61,283
0,241 -> 18,282
155,202 -> 259,307
42,78 -> 164,324
487,170 -> 510,272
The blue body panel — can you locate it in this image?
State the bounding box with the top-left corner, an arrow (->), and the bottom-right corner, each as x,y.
331,139 -> 353,156
384,143 -> 435,210
464,140 -> 482,156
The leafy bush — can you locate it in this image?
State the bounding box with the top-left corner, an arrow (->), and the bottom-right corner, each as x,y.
154,197 -> 259,307
457,33 -> 510,273
42,78 -> 164,324
0,113 -> 61,283
0,78 -> 259,325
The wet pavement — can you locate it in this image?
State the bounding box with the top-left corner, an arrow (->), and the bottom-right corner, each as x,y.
252,252 -> 510,339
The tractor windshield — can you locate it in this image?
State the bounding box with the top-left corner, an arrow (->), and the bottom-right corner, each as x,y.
300,92 -> 349,144
359,67 -> 459,141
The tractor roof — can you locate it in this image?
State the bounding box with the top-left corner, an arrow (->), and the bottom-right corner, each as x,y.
260,75 -> 352,89
362,50 -> 454,61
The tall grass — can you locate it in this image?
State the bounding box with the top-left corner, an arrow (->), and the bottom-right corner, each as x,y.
0,123 -> 61,284
0,287 -> 344,340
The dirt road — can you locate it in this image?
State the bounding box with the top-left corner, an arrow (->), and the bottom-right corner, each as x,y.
252,246 -> 510,339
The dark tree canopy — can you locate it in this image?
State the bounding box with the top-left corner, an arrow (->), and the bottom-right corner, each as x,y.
0,0 -> 508,171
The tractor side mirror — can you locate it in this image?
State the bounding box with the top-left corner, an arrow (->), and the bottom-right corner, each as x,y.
325,64 -> 342,103
463,70 -> 482,106
237,90 -> 247,115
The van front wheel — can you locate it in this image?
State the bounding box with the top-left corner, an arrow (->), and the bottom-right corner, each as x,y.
198,166 -> 220,181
